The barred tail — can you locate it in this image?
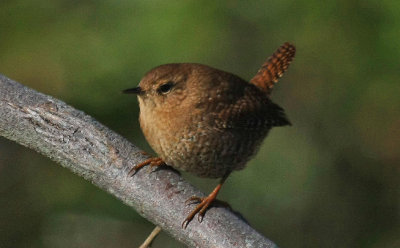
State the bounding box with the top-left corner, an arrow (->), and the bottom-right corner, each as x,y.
250,42 -> 296,95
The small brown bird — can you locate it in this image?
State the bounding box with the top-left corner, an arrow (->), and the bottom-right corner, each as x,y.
124,42 -> 295,228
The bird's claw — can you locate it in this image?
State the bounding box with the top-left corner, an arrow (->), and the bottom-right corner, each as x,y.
128,157 -> 165,176
182,195 -> 215,229
185,196 -> 203,205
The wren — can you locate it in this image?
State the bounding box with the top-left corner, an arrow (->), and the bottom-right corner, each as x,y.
124,42 -> 296,228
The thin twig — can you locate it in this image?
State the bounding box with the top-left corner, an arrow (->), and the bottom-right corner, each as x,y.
139,226 -> 162,248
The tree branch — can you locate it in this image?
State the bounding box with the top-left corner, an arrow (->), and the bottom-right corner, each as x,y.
0,74 -> 277,248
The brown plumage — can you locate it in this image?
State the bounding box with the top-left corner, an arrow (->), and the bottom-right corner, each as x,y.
250,42 -> 296,94
124,42 -> 296,227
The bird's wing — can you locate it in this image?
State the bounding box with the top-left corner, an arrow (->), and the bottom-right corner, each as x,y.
207,84 -> 290,131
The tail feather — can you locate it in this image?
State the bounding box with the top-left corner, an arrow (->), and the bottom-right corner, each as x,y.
250,42 -> 296,95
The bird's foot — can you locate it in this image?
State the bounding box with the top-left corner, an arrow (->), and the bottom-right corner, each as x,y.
182,192 -> 219,228
128,157 -> 165,176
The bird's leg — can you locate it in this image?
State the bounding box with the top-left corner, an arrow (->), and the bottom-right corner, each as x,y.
128,157 -> 165,176
182,172 -> 230,228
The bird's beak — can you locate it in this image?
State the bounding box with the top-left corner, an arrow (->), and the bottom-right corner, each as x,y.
122,86 -> 143,95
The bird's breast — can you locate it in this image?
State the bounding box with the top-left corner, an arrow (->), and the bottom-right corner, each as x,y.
139,104 -> 269,178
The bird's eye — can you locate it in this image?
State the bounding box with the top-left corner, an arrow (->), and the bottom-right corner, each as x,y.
157,81 -> 174,94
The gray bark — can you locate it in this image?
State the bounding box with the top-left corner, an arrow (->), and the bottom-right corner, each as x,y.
0,74 -> 277,248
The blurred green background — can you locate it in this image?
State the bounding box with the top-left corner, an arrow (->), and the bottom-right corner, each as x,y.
0,1 -> 399,247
